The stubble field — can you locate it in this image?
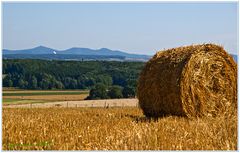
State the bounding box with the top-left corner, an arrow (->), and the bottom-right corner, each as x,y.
2,107 -> 237,150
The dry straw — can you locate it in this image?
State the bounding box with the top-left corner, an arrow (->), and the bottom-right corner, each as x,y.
137,44 -> 237,118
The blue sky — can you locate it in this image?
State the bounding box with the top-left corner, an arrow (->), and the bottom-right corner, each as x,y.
3,2 -> 238,55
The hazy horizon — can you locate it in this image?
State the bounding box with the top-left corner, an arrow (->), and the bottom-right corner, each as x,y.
3,44 -> 238,56
3,2 -> 238,55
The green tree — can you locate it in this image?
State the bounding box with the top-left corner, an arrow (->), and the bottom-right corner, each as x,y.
39,79 -> 50,89
77,76 -> 86,89
123,86 -> 136,98
18,78 -> 27,89
108,85 -> 123,99
69,79 -> 78,89
96,75 -> 112,86
3,59 -> 145,90
29,76 -> 38,89
55,80 -> 64,89
85,77 -> 96,87
38,73 -> 52,89
8,80 -> 13,87
112,73 -> 127,87
87,84 -> 108,100
3,75 -> 13,87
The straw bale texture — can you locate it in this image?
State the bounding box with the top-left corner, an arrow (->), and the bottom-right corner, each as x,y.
137,44 -> 237,118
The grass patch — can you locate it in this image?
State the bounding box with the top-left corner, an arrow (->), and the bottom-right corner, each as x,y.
2,98 -> 19,103
2,98 -> 50,104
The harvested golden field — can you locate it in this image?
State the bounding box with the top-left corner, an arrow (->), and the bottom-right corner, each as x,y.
2,107 -> 237,150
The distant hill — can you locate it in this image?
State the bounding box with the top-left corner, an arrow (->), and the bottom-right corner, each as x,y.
3,46 -> 54,54
3,54 -> 126,61
3,46 -> 237,62
3,46 -> 151,61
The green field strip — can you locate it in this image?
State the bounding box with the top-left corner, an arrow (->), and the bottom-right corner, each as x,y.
3,91 -> 89,96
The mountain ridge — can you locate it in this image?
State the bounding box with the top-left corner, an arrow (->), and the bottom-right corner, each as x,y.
3,46 -> 151,61
3,46 -> 148,56
3,46 -> 237,62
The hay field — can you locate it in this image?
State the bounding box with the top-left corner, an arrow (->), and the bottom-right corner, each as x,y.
2,107 -> 237,150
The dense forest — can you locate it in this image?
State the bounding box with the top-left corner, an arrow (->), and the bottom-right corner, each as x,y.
3,59 -> 145,99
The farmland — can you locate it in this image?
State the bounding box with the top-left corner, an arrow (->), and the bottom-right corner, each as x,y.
2,88 -> 238,150
2,1 -> 238,151
2,89 -> 89,104
2,107 -> 237,150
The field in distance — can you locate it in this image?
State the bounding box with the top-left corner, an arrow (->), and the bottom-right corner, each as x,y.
2,107 -> 237,150
2,89 -> 89,104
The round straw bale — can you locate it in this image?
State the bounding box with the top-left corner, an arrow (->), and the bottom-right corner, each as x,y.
137,44 -> 237,118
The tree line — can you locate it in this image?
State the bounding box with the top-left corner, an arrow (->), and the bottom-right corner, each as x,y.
3,59 -> 145,99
